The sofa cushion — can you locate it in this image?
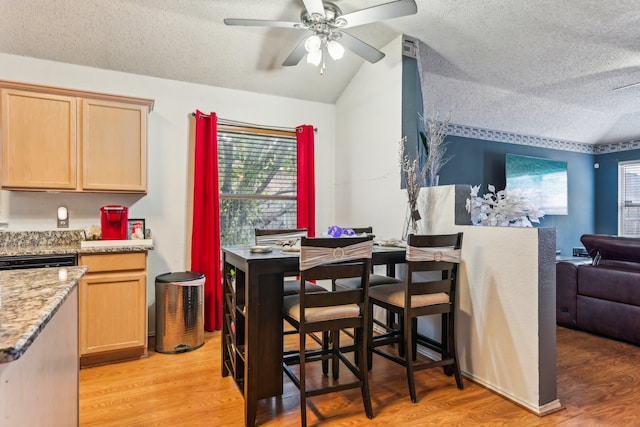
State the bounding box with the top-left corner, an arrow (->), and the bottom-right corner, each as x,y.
577,295 -> 640,345
578,265 -> 640,306
581,234 -> 640,266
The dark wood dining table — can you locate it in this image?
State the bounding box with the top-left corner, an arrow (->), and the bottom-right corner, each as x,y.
220,244 -> 407,426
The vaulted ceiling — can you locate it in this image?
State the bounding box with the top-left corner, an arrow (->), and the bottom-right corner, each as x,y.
2,0 -> 640,145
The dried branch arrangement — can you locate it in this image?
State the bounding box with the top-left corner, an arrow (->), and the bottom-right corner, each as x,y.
419,112 -> 452,187
398,136 -> 427,235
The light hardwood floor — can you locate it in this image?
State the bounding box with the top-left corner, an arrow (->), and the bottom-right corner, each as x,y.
80,326 -> 640,426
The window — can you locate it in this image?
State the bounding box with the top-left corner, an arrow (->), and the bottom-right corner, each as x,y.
619,161 -> 640,236
218,126 -> 297,246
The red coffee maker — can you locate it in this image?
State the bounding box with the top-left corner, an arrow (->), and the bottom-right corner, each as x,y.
100,205 -> 128,240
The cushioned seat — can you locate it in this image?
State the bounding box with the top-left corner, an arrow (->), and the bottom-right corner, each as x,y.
335,273 -> 402,289
283,280 -> 326,296
283,296 -> 359,322
369,285 -> 449,308
577,266 -> 640,306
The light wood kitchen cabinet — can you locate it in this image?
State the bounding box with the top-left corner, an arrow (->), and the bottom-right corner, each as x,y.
1,89 -> 78,190
79,252 -> 148,367
0,80 -> 153,193
82,98 -> 147,191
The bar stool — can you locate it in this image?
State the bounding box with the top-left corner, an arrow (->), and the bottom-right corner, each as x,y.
283,236 -> 374,426
368,233 -> 464,403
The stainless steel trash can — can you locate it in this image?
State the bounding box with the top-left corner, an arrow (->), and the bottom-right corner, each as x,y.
155,271 -> 205,354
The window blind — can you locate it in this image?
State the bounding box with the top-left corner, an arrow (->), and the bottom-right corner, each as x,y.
218,129 -> 297,246
619,161 -> 640,236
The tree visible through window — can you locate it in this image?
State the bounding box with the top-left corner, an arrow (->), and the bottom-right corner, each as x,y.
619,161 -> 640,236
218,126 -> 297,246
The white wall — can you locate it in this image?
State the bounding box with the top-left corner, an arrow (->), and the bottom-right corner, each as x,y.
334,37 -> 407,239
0,53 -> 336,332
423,185 -> 560,415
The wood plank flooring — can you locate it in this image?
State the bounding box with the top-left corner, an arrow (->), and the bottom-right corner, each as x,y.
80,326 -> 640,426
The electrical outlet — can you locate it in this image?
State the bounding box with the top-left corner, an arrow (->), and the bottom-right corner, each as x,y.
57,206 -> 69,228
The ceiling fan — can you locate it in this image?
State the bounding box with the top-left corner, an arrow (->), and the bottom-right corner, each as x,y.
224,0 -> 417,73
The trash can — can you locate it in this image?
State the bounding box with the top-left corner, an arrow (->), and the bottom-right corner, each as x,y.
155,271 -> 205,354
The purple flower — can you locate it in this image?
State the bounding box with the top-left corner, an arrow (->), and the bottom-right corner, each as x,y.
342,228 -> 355,236
327,225 -> 343,238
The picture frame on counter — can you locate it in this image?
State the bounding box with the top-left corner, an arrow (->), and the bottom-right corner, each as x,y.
127,218 -> 146,240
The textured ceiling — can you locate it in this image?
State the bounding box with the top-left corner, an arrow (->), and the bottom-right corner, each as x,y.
1,0 -> 640,145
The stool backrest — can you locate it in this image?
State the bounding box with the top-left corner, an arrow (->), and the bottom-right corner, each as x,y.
405,233 -> 463,311
255,228 -> 307,246
298,236 -> 373,322
351,226 -> 374,236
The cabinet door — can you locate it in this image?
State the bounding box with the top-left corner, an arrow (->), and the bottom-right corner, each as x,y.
1,89 -> 78,189
81,99 -> 148,192
79,271 -> 147,355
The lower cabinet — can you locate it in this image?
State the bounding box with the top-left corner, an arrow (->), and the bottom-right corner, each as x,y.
79,252 -> 148,367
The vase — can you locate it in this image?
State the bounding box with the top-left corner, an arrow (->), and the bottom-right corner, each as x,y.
402,205 -> 421,240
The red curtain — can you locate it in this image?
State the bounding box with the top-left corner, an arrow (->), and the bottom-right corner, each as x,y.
296,125 -> 315,237
191,111 -> 222,331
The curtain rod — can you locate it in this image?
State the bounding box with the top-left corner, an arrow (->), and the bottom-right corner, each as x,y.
191,112 -> 317,133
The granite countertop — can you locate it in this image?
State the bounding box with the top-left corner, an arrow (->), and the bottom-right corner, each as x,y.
0,266 -> 87,363
0,230 -> 153,257
0,243 -> 153,257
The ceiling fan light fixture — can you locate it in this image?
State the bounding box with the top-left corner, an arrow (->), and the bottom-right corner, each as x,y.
327,40 -> 344,60
304,34 -> 322,53
307,48 -> 322,66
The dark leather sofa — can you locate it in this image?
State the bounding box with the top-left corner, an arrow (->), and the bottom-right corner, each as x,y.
556,234 -> 640,346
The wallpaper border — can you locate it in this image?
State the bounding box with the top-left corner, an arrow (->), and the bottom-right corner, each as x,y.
447,123 -> 640,155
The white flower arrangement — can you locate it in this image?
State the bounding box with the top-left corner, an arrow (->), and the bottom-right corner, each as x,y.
465,184 -> 545,227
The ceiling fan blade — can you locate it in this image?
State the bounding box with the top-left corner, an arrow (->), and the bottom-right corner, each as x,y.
338,32 -> 385,63
339,0 -> 417,28
282,38 -> 309,66
224,18 -> 300,29
613,82 -> 640,91
302,0 -> 326,17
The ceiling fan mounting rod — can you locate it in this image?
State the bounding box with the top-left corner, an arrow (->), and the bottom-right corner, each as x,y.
301,1 -> 346,33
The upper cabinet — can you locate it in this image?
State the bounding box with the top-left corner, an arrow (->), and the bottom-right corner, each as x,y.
1,90 -> 78,190
82,99 -> 148,192
0,80 -> 154,193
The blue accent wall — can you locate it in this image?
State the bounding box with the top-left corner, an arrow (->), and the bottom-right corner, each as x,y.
437,136 -> 595,257
400,55 -> 423,189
